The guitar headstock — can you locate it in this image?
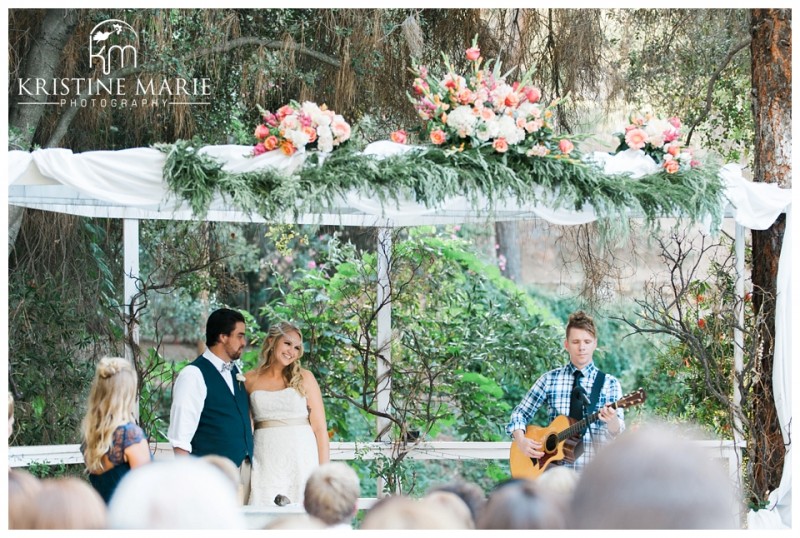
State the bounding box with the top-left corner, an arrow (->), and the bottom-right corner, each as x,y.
615,388 -> 646,409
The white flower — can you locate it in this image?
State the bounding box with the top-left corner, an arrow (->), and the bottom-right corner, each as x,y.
496,115 -> 525,145
446,105 -> 478,137
285,128 -> 311,149
236,373 -> 246,383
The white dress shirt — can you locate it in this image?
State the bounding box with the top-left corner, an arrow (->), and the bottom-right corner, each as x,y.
167,349 -> 235,453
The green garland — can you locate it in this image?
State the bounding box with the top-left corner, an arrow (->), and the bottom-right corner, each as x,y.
158,140 -> 725,236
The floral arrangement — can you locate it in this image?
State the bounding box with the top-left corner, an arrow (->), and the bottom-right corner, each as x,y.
398,37 -> 577,160
252,100 -> 351,157
615,112 -> 700,174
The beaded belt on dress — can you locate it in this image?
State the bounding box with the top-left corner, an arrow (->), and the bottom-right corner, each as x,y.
254,418 -> 310,429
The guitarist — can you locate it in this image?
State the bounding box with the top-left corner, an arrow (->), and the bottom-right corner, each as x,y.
507,310 -> 624,472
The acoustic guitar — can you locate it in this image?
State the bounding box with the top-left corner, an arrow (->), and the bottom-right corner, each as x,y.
509,388 -> 646,479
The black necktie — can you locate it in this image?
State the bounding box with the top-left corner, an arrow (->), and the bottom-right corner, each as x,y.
569,369 -> 584,421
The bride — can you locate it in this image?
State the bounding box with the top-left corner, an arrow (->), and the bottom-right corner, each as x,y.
245,322 -> 330,506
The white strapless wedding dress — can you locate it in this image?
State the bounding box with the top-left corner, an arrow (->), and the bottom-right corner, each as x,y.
247,388 -> 319,506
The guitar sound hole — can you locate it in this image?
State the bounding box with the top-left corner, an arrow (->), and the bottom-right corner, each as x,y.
545,434 -> 557,452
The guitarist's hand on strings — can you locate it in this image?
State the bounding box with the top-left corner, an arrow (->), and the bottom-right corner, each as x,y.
598,404 -> 621,436
512,429 -> 545,459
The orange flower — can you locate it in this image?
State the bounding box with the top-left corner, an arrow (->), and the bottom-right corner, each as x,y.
663,159 -> 680,174
559,139 -> 574,155
429,129 -> 447,145
264,136 -> 279,151
280,140 -> 296,156
390,130 -> 408,144
303,126 -> 317,143
697,318 -> 706,329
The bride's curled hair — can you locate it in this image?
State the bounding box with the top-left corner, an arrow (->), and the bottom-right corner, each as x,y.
257,322 -> 306,396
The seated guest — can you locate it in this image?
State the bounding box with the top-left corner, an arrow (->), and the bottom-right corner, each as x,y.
8,468 -> 42,529
81,357 -> 152,503
360,495 -> 468,529
423,491 -> 474,529
426,479 -> 486,526
108,458 -> 245,529
476,478 -> 565,529
303,462 -> 361,528
30,477 -> 107,529
569,421 -> 741,529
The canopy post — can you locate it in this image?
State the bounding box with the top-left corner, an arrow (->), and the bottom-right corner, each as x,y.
375,227 -> 392,496
123,218 -> 140,362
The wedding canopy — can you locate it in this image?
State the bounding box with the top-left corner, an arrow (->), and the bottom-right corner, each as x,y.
7,142 -> 793,528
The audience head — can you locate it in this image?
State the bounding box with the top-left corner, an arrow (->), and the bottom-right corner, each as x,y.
360,494 -> 468,529
108,457 -> 245,529
29,476 -> 107,529
8,469 -> 42,529
477,478 -> 565,529
303,462 -> 361,526
570,421 -> 740,529
81,357 -> 138,473
426,479 -> 486,525
422,490 -> 474,529
264,514 -> 327,529
535,465 -> 580,513
200,454 -> 242,503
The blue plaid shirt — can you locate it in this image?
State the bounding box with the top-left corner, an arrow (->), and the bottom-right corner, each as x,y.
506,361 -> 624,471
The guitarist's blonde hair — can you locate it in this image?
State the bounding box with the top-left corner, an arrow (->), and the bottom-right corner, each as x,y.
566,310 -> 596,338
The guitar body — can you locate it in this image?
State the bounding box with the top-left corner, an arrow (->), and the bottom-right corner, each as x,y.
508,388 -> 647,480
509,415 -> 583,480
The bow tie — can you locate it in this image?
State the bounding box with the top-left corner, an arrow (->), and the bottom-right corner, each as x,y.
221,362 -> 234,372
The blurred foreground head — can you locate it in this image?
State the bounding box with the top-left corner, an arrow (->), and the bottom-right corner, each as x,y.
570,421 -> 741,529
108,457 -> 245,529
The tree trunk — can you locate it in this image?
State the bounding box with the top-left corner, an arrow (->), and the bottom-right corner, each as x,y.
494,222 -> 522,282
749,8 -> 791,503
8,9 -> 80,255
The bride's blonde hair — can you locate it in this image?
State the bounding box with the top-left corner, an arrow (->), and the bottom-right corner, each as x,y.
81,357 -> 138,473
257,322 -> 305,396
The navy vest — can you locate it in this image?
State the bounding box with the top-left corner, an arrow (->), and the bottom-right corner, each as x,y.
189,356 -> 253,466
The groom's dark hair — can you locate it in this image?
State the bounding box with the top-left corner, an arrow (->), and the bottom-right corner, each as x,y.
206,308 -> 246,347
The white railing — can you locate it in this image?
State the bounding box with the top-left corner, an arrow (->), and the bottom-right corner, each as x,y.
8,439 -> 744,481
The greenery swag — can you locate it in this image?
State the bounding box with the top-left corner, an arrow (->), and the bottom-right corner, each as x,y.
159,138 -> 725,238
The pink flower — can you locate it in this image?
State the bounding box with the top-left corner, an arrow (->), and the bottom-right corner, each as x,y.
252,143 -> 267,156
493,138 -> 509,153
690,159 -> 701,168
331,117 -> 351,141
559,139 -> 574,155
457,88 -> 476,105
466,46 -> 481,61
276,105 -> 294,119
430,129 -> 447,145
625,128 -> 649,150
263,112 -> 278,127
668,116 -> 681,128
523,86 -> 542,104
390,130 -> 408,144
504,92 -> 520,108
307,260 -> 317,269
413,78 -> 428,95
254,124 -> 270,140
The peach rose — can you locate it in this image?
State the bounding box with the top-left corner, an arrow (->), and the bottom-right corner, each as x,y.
666,144 -> 681,157
276,105 -> 294,119
625,128 -> 648,150
280,140 -> 296,156
390,130 -> 408,144
264,136 -> 279,151
493,138 -> 509,153
559,139 -> 574,155
663,159 -> 680,174
466,46 -> 481,61
430,129 -> 447,145
303,126 -> 317,143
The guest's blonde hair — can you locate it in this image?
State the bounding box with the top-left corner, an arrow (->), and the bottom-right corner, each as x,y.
257,322 -> 305,396
31,477 -> 107,529
81,357 -> 138,473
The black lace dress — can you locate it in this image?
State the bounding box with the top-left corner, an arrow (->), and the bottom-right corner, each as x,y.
84,422 -> 148,503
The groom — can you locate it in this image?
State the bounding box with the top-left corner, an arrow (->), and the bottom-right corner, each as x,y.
168,308 -> 254,502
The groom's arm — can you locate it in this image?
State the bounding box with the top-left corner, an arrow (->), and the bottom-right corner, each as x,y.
168,365 -> 206,455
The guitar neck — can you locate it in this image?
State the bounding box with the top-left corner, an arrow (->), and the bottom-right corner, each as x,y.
557,402 -> 616,442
